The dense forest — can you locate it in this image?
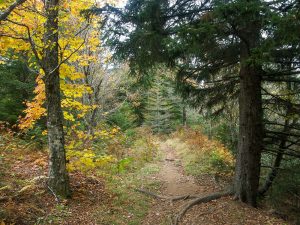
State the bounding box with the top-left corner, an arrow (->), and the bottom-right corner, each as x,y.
0,0 -> 299,224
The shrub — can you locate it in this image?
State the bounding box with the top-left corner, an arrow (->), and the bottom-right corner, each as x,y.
65,126 -> 158,175
172,128 -> 235,177
267,161 -> 300,223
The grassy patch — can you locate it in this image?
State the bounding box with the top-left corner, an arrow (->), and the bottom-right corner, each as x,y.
94,162 -> 161,225
166,133 -> 234,178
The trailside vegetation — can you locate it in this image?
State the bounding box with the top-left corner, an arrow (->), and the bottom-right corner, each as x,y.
0,0 -> 299,224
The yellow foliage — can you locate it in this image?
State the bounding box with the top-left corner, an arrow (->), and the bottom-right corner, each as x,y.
18,74 -> 46,130
66,147 -> 117,172
1,0 -> 109,130
2,0 -> 127,174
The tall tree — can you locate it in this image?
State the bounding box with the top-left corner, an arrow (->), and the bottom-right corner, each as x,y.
144,74 -> 182,133
231,0 -> 263,206
1,0 -> 114,197
95,0 -> 300,206
43,0 -> 70,197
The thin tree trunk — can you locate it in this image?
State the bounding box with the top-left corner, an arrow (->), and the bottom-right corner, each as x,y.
0,0 -> 27,22
259,82 -> 295,196
44,0 -> 70,198
234,13 -> 263,206
259,150 -> 283,196
182,104 -> 187,127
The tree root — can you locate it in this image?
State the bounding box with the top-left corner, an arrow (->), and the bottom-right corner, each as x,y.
135,188 -> 234,225
173,190 -> 234,225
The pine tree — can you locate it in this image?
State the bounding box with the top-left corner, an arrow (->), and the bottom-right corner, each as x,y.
0,59 -> 35,125
144,73 -> 182,134
95,0 -> 300,206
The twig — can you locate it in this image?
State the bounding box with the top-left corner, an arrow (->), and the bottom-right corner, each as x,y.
47,185 -> 60,203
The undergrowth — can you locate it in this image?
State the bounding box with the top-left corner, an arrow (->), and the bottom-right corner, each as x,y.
95,163 -> 161,225
0,126 -> 160,224
169,128 -> 235,178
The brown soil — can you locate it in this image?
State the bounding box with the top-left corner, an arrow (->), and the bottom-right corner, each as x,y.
141,140 -> 288,225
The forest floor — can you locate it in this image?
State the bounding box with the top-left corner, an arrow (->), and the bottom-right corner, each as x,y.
0,136 -> 290,225
140,139 -> 288,225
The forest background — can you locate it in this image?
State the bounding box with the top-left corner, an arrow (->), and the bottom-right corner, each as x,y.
0,0 -> 300,224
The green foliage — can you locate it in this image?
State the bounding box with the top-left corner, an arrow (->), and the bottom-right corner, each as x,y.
267,161 -> 300,223
116,157 -> 133,173
65,125 -> 158,175
144,72 -> 182,134
96,163 -> 161,225
108,102 -> 138,130
0,60 -> 35,125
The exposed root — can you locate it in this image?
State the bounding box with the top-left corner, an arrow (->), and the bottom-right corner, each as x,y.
173,190 -> 234,225
135,188 -> 234,225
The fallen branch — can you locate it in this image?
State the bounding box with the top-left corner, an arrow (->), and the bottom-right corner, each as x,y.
173,189 -> 234,225
47,185 -> 60,203
0,176 -> 48,203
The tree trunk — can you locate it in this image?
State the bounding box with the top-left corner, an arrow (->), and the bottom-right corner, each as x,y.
235,55 -> 263,206
234,18 -> 263,206
259,82 -> 295,196
44,0 -> 70,198
182,104 -> 187,127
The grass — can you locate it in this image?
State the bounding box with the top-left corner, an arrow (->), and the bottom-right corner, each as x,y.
165,138 -> 209,177
166,134 -> 234,178
93,162 -> 161,225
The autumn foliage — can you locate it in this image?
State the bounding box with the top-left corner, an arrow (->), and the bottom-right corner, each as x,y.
172,128 -> 235,177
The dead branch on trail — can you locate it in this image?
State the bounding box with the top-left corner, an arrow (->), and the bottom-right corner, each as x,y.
173,190 -> 234,225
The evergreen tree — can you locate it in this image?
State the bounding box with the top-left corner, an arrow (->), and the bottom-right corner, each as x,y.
144,74 -> 182,133
94,0 -> 300,206
0,59 -> 35,125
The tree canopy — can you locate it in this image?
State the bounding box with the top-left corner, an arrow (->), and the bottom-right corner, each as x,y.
95,0 -> 300,206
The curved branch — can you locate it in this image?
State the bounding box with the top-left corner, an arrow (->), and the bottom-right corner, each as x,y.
174,190 -> 234,225
0,0 -> 27,22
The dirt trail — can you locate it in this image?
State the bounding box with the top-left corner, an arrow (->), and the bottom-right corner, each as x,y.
158,142 -> 202,196
141,139 -> 287,225
141,140 -> 218,225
